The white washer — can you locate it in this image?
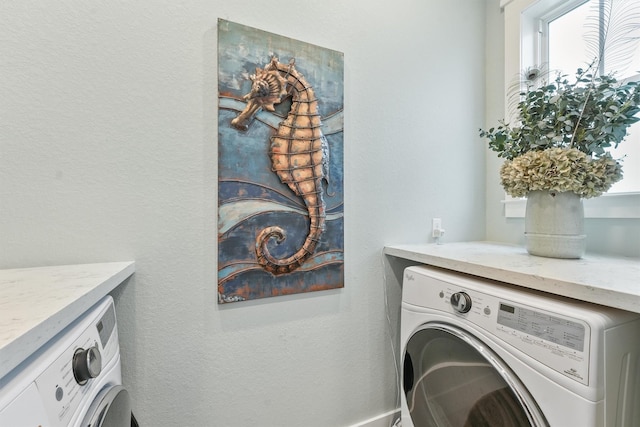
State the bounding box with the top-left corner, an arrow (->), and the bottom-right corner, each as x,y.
0,296 -> 135,427
401,265 -> 640,427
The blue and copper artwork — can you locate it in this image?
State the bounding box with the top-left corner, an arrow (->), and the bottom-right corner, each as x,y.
217,19 -> 344,303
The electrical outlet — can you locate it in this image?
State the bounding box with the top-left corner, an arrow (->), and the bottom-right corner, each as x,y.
432,218 -> 442,238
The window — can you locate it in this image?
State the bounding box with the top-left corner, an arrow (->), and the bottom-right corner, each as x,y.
545,0 -> 640,193
501,0 -> 640,218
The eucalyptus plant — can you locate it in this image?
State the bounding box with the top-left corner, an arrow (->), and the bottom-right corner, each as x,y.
480,64 -> 640,160
479,0 -> 640,198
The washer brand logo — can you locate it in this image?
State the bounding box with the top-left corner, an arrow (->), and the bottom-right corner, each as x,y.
405,273 -> 415,281
563,368 -> 583,381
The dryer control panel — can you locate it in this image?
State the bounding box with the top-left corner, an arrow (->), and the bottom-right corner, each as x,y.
402,268 -> 593,387
493,300 -> 589,385
496,302 -> 585,352
439,286 -> 590,385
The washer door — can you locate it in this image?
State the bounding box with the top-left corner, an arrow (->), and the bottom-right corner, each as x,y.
403,323 -> 548,427
81,385 -> 131,427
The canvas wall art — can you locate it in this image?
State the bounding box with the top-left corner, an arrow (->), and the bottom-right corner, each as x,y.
217,19 -> 344,303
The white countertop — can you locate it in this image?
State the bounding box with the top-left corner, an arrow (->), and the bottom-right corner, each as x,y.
0,262 -> 135,380
384,241 -> 640,314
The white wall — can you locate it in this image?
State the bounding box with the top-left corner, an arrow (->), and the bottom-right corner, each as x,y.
0,1 -> 486,426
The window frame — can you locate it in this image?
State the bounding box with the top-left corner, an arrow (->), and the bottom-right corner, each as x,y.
500,0 -> 640,219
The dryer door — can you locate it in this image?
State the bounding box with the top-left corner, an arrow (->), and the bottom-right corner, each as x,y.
403,323 -> 548,427
81,385 -> 132,427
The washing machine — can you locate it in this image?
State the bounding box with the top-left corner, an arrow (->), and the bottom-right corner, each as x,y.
400,265 -> 640,427
0,295 -> 137,427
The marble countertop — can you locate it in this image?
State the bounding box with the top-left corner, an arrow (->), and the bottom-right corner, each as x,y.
384,241 -> 640,313
0,261 -> 135,380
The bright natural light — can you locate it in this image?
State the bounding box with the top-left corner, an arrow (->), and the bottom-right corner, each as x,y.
548,0 -> 640,194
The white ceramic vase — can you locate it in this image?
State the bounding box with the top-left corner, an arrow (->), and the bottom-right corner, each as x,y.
524,190 -> 586,259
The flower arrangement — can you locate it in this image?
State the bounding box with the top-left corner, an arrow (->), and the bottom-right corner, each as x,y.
480,64 -> 640,198
499,148 -> 622,198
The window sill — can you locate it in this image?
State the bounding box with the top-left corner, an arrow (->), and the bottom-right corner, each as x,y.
504,192 -> 640,218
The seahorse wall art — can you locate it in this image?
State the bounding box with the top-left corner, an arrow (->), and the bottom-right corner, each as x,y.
232,56 -> 330,275
217,20 -> 344,303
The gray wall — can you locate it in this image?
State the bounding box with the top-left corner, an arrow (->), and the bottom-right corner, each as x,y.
0,1 -> 486,425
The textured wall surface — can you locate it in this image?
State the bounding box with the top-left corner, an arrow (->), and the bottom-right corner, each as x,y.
0,1 -> 486,425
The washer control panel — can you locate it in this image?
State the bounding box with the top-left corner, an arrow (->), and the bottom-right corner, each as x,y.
496,303 -> 585,352
431,283 -> 591,385
34,302 -> 118,427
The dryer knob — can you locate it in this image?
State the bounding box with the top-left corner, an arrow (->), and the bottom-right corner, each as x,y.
450,292 -> 472,313
73,345 -> 102,385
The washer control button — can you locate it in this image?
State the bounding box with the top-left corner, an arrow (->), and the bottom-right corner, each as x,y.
72,345 -> 102,385
450,292 -> 472,313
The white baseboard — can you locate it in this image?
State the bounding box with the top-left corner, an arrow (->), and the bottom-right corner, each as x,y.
349,409 -> 401,427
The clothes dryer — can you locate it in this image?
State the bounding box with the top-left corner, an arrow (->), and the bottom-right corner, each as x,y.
401,265 -> 640,427
0,296 -> 137,426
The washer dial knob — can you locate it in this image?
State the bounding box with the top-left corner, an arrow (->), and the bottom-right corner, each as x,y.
73,345 -> 102,385
450,291 -> 472,313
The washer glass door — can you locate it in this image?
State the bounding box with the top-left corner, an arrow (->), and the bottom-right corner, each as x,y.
403,323 -> 548,427
81,385 -> 132,427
